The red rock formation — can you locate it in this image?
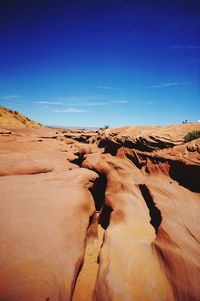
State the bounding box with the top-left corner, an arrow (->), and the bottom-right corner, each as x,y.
83,153 -> 175,301
98,123 -> 200,153
0,119 -> 200,301
0,127 -> 99,300
82,137 -> 200,301
0,105 -> 41,128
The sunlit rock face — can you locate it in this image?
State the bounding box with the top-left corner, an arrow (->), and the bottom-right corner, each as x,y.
0,117 -> 200,301
0,106 -> 41,128
97,123 -> 200,153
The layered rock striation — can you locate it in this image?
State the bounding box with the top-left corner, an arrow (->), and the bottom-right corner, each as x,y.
0,115 -> 200,301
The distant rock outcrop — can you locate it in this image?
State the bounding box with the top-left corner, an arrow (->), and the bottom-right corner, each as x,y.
0,105 -> 41,128
98,123 -> 200,153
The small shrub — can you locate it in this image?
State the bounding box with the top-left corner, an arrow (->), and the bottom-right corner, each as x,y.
99,125 -> 109,130
22,119 -> 28,126
184,130 -> 200,143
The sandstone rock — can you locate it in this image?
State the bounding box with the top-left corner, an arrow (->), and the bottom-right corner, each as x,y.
0,128 -> 98,300
0,106 -> 41,128
82,137 -> 200,301
98,123 -> 200,153
0,121 -> 200,301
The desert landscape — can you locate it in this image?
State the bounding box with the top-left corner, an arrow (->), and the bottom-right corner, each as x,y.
0,105 -> 200,301
1,0 -> 199,300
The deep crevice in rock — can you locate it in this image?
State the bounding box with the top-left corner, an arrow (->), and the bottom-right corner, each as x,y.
89,213 -> 95,227
98,137 -> 176,155
169,161 -> 200,193
99,204 -> 113,230
98,139 -> 120,155
139,184 -> 162,234
89,171 -> 112,229
72,172 -> 110,301
89,174 -> 107,211
71,152 -> 84,167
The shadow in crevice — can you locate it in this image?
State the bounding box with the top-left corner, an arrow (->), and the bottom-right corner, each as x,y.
89,172 -> 112,230
71,153 -> 84,167
169,161 -> 200,193
139,184 -> 162,234
99,205 -> 113,230
89,174 -> 107,211
88,213 -> 95,226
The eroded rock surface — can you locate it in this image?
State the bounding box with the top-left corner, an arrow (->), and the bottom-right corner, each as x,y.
98,123 -> 200,153
83,140 -> 200,301
0,122 -> 200,301
0,128 -> 99,300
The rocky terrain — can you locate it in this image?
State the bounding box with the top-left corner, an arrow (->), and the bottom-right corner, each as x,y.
0,106 -> 41,129
0,108 -> 200,301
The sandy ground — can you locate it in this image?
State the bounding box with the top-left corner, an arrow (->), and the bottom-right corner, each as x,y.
73,223 -> 105,301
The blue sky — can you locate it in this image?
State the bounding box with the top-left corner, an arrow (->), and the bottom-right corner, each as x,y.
0,0 -> 199,127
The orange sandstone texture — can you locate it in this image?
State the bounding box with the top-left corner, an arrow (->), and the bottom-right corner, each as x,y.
0,127 -> 98,300
82,138 -> 200,301
0,105 -> 41,128
0,113 -> 200,301
83,153 -> 175,301
98,122 -> 200,153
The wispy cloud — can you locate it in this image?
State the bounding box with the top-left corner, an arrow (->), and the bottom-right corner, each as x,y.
36,98 -> 109,107
33,96 -> 128,109
56,96 -> 100,102
98,86 -> 116,90
0,95 -> 21,99
149,82 -> 190,88
52,108 -> 87,113
111,100 -> 128,103
168,45 -> 200,49
85,102 -> 109,106
187,58 -> 200,63
150,82 -> 178,88
34,101 -> 63,105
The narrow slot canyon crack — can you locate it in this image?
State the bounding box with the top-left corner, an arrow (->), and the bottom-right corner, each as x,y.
72,217 -> 105,301
139,184 -> 162,234
72,174 -> 110,301
71,152 -> 84,167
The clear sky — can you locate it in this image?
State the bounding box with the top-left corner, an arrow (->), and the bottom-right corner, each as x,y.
0,0 -> 199,127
